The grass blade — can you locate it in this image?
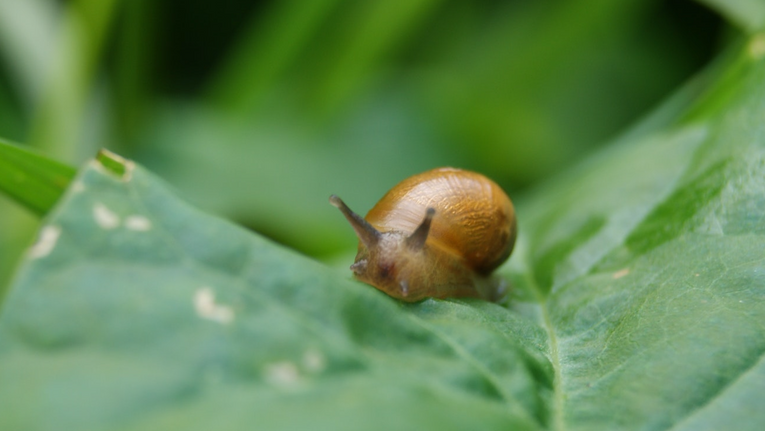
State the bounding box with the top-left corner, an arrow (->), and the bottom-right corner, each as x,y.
0,138 -> 76,216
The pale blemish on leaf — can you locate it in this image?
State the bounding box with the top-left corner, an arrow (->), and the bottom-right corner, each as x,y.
612,268 -> 630,279
93,203 -> 120,229
125,215 -> 152,231
263,362 -> 301,388
71,181 -> 85,193
194,287 -> 234,324
302,349 -> 326,373
28,225 -> 61,259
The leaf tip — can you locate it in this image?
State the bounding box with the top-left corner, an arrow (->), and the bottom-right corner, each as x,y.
95,149 -> 135,182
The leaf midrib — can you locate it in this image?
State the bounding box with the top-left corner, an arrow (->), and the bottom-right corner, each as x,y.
521,248 -> 565,431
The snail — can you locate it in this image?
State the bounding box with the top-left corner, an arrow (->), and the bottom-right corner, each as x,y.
330,167 -> 516,302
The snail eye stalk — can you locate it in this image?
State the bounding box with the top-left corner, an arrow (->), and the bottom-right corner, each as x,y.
329,195 -> 381,249
405,208 -> 435,251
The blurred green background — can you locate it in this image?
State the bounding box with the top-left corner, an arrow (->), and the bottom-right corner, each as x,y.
0,0 -> 721,295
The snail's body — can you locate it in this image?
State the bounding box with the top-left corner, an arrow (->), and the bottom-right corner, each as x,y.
331,167 -> 516,302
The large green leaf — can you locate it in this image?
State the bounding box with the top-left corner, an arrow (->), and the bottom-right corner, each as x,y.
0,159 -> 549,431
513,37 -> 765,429
1,36 -> 765,431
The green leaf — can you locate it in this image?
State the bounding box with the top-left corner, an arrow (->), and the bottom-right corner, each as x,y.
512,36 -> 765,430
28,0 -> 119,162
0,160 -> 549,431
0,138 -> 76,216
1,34 -> 765,431
0,0 -> 59,106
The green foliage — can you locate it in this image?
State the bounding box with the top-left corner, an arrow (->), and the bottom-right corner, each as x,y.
142,0 -> 715,257
0,161 -> 550,431
0,139 -> 75,216
509,37 -> 765,429
0,0 -> 722,262
1,0 -> 765,430
0,139 -> 75,298
1,32 -> 765,430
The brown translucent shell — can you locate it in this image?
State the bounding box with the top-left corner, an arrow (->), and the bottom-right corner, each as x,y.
364,167 -> 516,274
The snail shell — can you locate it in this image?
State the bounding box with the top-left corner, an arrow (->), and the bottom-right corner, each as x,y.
330,167 -> 516,302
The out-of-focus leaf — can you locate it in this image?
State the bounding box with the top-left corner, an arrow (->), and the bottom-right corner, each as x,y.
137,95 -> 459,257
300,0 -> 445,116
0,160 -> 549,431
209,0 -> 445,117
415,0 -> 714,186
0,138 -> 75,216
0,0 -> 59,107
208,0 -> 340,114
110,0 -> 156,142
146,0 -> 716,260
29,0 -> 119,162
697,0 -> 765,32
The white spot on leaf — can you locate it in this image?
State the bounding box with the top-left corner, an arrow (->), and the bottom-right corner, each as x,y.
125,215 -> 152,231
302,349 -> 326,373
28,225 -> 61,259
612,268 -> 630,279
93,203 -> 120,229
264,362 -> 300,388
71,181 -> 85,193
194,287 -> 234,324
